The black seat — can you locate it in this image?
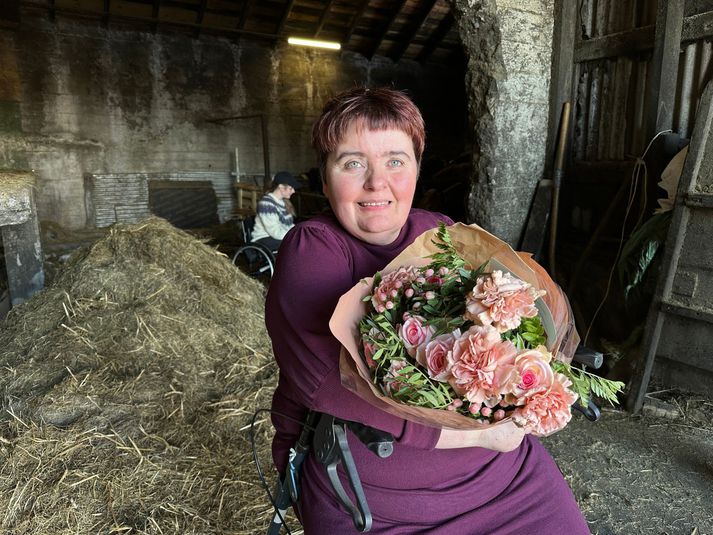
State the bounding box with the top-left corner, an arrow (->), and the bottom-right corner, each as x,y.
231,215 -> 277,283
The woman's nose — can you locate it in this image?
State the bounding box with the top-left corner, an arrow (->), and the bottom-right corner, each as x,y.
364,168 -> 387,190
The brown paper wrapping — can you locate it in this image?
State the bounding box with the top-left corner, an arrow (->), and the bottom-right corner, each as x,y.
329,223 -> 580,430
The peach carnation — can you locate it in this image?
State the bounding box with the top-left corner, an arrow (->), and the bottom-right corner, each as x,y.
511,373 -> 578,436
449,325 -> 517,407
464,270 -> 546,332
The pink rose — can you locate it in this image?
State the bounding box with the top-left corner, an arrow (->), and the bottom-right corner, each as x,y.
511,373 -> 578,436
371,266 -> 419,310
398,315 -> 434,357
503,348 -> 554,405
449,325 -> 517,406
464,270 -> 545,332
415,330 -> 460,382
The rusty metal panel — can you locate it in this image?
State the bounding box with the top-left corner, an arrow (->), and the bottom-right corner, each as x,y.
85,171 -> 234,228
574,2 -> 713,162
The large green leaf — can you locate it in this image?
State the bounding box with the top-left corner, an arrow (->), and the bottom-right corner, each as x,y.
617,211 -> 672,300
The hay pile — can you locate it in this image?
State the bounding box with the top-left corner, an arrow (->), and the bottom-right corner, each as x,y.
0,217 -> 282,534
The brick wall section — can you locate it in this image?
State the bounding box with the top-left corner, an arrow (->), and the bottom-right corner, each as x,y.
451,0 -> 554,246
0,16 -> 466,229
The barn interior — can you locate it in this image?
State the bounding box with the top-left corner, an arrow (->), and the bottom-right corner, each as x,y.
1,0 -> 713,533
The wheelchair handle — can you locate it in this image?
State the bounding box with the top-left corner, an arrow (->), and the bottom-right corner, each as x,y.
346,421 -> 394,458
572,345 -> 603,369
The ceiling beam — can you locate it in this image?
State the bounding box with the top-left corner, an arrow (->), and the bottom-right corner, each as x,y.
343,0 -> 370,46
19,1 -> 279,40
237,0 -> 253,29
389,0 -> 438,62
276,0 -> 296,36
194,0 -> 207,37
416,10 -> 453,62
151,0 -> 160,33
314,0 -> 335,38
102,0 -> 110,27
366,0 -> 407,59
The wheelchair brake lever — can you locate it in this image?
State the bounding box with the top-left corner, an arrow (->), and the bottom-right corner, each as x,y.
313,415 -> 378,532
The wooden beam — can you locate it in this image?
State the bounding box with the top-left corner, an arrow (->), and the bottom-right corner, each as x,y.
415,10 -> 453,62
574,25 -> 654,62
682,10 -> 713,42
365,0 -> 407,59
0,0 -> 21,28
194,0 -> 207,37
49,0 -> 55,21
574,11 -> 713,63
152,0 -> 160,33
388,0 -> 437,62
102,0 -> 110,27
314,0 -> 335,38
19,0 -> 279,40
343,0 -> 370,45
237,0 -> 253,29
276,0 -> 296,36
545,0 -> 578,177
646,0 -> 684,137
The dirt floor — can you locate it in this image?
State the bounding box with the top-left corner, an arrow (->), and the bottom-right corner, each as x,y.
544,392 -> 713,535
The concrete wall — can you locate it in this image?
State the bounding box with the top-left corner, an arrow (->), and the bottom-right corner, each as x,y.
0,15 -> 466,229
451,0 -> 553,246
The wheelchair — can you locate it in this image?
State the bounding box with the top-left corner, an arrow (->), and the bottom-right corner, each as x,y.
261,346 -> 605,534
232,215 -> 277,284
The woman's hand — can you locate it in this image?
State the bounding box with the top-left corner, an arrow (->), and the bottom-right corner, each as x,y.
435,421 -> 526,452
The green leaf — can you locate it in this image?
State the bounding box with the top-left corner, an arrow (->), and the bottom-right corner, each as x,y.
617,211 -> 672,300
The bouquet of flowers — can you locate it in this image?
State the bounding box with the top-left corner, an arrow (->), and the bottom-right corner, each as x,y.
330,223 -> 624,436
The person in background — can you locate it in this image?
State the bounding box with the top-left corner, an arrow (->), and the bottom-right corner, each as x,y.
265,87 -> 590,534
251,171 -> 302,251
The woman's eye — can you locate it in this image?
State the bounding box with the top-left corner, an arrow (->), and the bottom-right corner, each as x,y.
344,160 -> 363,169
388,159 -> 404,167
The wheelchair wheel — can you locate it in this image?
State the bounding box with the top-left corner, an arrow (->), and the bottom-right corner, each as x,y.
232,244 -> 275,284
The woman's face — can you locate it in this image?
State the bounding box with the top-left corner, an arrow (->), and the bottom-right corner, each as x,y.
276,184 -> 295,199
323,122 -> 418,245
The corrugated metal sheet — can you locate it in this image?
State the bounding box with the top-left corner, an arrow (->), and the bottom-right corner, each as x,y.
574,0 -> 713,161
86,172 -> 237,227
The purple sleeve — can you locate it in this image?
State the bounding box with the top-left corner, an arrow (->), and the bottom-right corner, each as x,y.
266,223 -> 440,450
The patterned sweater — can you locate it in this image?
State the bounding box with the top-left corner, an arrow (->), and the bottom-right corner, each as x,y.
251,192 -> 294,242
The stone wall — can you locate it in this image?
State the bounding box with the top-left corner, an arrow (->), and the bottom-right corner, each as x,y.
0,15 -> 466,229
451,0 -> 554,246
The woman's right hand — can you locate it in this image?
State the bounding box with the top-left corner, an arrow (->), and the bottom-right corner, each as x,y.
435,421 -> 526,452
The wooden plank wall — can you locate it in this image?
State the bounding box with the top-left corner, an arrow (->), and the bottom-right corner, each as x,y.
558,0 -> 713,166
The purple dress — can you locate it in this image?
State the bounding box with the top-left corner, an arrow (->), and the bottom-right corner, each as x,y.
265,209 -> 590,535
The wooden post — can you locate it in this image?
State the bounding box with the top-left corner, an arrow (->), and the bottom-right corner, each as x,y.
545,0 -> 578,177
646,0 -> 684,138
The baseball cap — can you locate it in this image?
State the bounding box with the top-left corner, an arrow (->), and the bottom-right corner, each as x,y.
273,171 -> 302,189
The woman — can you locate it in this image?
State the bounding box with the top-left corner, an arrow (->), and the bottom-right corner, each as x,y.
251,171 -> 301,251
265,87 -> 589,534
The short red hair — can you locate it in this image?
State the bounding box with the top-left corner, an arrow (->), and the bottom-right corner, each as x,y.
311,87 -> 426,179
